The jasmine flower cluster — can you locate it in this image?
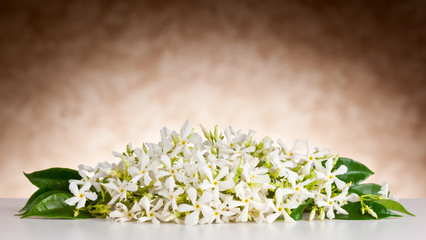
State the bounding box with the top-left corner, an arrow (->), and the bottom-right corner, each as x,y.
65,121 -> 363,225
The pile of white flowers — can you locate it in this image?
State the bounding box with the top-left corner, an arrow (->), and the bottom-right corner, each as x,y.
65,121 -> 361,225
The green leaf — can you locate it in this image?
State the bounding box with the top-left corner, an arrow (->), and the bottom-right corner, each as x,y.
373,199 -> 415,216
21,191 -> 92,219
349,183 -> 382,196
334,158 -> 374,185
290,199 -> 312,220
19,187 -> 53,213
335,201 -> 401,220
24,168 -> 81,189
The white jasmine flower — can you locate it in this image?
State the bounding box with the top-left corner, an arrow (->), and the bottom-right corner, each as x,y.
199,166 -> 234,202
242,164 -> 270,185
317,158 -> 348,196
65,181 -> 97,209
177,188 -> 214,225
137,197 -> 164,224
110,202 -> 141,222
158,187 -> 185,212
94,161 -> 113,176
231,184 -> 265,222
378,182 -> 399,201
172,121 -> 202,154
128,154 -> 153,186
75,164 -> 102,191
301,140 -> 330,175
221,143 -> 256,161
102,178 -> 138,205
266,188 -> 299,223
201,199 -> 236,224
280,179 -> 315,202
156,155 -> 185,183
316,191 -> 349,219
277,139 -> 303,162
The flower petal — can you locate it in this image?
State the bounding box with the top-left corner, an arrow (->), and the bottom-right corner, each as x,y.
326,208 -> 335,219
110,210 -> 125,218
275,188 -> 284,205
125,182 -> 138,192
282,210 -> 296,223
334,177 -> 346,190
239,206 -> 249,222
333,165 -> 348,176
201,206 -> 214,222
180,120 -> 192,139
137,217 -> 150,223
198,191 -> 212,204
140,196 -> 151,211
153,198 -> 164,211
174,187 -> 184,197
325,158 -> 333,173
164,176 -> 176,190
127,167 -> 140,177
68,182 -> 80,197
84,191 -> 98,201
216,166 -> 229,180
184,210 -> 200,225
177,204 -> 196,212
266,212 -> 280,224
64,197 -> 79,206
186,187 -> 197,204
76,197 -> 86,209
161,155 -> 171,170
219,179 -> 235,191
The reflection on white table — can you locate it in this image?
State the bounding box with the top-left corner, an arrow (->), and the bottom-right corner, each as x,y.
1,199 -> 423,240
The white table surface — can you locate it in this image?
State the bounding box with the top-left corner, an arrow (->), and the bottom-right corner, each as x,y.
1,198 -> 424,240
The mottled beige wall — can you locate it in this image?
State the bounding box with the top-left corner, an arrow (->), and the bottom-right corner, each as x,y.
0,0 -> 425,198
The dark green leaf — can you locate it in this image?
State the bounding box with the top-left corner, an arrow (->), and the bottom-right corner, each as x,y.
373,199 -> 415,216
21,192 -> 92,219
349,183 -> 382,196
334,158 -> 374,185
24,168 -> 81,189
335,201 -> 401,220
290,199 -> 312,220
19,187 -> 52,213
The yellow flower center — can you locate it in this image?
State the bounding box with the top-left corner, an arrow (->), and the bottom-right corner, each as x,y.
127,212 -> 132,218
141,170 -> 146,174
277,207 -> 283,212
244,199 -> 249,204
215,212 -> 219,216
195,204 -> 200,209
213,181 -> 218,186
78,193 -> 84,198
329,201 -> 333,206
295,187 -> 300,191
170,194 -> 174,199
230,143 -> 234,147
120,189 -> 124,193
181,141 -> 186,145
329,175 -> 333,180
171,169 -> 175,174
149,212 -> 154,217
289,152 -> 293,156
193,173 -> 196,177
208,165 -> 212,169
309,156 -> 313,160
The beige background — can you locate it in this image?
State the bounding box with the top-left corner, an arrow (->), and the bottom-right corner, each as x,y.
0,0 -> 425,198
